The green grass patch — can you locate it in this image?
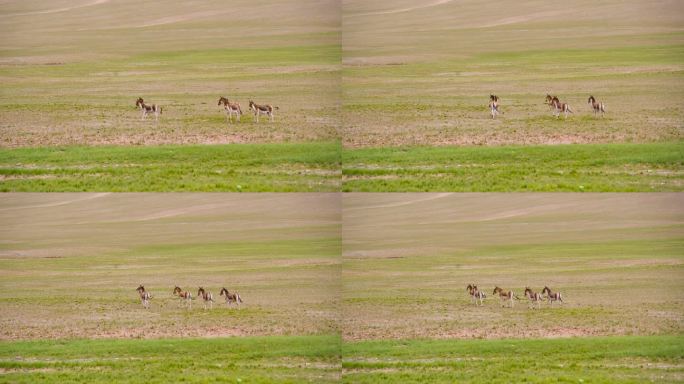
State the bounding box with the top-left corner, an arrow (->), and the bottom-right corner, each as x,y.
0,335 -> 341,384
0,142 -> 341,191
342,142 -> 684,191
343,335 -> 684,383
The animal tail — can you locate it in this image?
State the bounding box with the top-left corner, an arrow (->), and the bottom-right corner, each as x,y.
274,106 -> 279,110
567,106 -> 573,113
159,106 -> 163,114
238,294 -> 243,303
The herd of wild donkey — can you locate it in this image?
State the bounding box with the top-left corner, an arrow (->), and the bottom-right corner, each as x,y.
135,97 -> 278,122
135,285 -> 243,310
134,94 -> 605,122
489,94 -> 605,119
467,284 -> 564,309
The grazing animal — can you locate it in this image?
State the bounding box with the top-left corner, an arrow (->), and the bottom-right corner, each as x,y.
219,287 -> 243,308
218,96 -> 242,123
546,95 -> 573,119
524,287 -> 544,309
197,287 -> 214,310
492,286 -> 519,308
135,97 -> 162,121
587,95 -> 605,117
136,285 -> 151,309
467,284 -> 486,306
541,286 -> 563,306
173,286 -> 193,309
249,100 -> 278,123
489,94 -> 501,119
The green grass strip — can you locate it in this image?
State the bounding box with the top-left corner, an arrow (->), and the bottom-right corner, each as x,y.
0,142 -> 341,192
343,141 -> 684,192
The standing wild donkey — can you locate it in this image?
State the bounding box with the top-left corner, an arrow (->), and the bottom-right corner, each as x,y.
135,98 -> 162,121
218,96 -> 242,123
587,95 -> 605,117
249,100 -> 278,123
219,287 -> 243,308
136,285 -> 152,309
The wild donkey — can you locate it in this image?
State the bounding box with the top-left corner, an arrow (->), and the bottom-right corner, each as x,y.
249,100 -> 278,123
218,96 -> 242,123
219,287 -> 243,308
173,286 -> 193,309
135,98 -> 162,121
541,286 -> 564,306
493,286 -> 519,308
489,95 -> 501,119
197,287 -> 214,310
587,95 -> 605,117
524,287 -> 544,309
467,284 -> 486,306
136,285 -> 152,309
545,94 -> 573,119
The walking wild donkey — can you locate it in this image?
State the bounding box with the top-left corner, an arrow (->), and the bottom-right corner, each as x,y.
173,286 -> 193,309
219,287 -> 243,308
493,286 -> 519,308
541,286 -> 564,306
524,287 -> 544,309
197,287 -> 214,310
467,284 -> 486,306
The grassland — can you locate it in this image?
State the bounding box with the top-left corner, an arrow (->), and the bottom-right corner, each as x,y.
0,194 -> 340,340
343,336 -> 684,383
0,0 -> 340,191
0,335 -> 341,383
0,0 -> 340,147
342,193 -> 684,340
342,141 -> 684,191
0,142 -> 340,191
341,0 -> 684,190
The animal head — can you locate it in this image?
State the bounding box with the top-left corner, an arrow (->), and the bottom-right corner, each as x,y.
198,287 -> 205,296
220,287 -> 228,296
135,98 -> 144,107
588,95 -> 595,104
493,286 -> 502,294
466,284 -> 473,291
542,286 -> 551,294
136,285 -> 145,292
524,287 -> 532,295
490,94 -> 498,102
218,96 -> 227,106
173,286 -> 181,294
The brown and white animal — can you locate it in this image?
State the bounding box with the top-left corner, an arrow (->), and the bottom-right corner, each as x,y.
249,100 -> 278,123
197,287 -> 214,310
136,285 -> 151,309
524,287 -> 543,309
492,286 -> 519,308
541,286 -> 563,306
218,96 -> 242,123
545,94 -> 559,110
587,95 -> 605,117
546,95 -> 573,119
219,287 -> 243,308
467,284 -> 486,306
173,286 -> 193,309
489,94 -> 501,119
135,97 -> 162,121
